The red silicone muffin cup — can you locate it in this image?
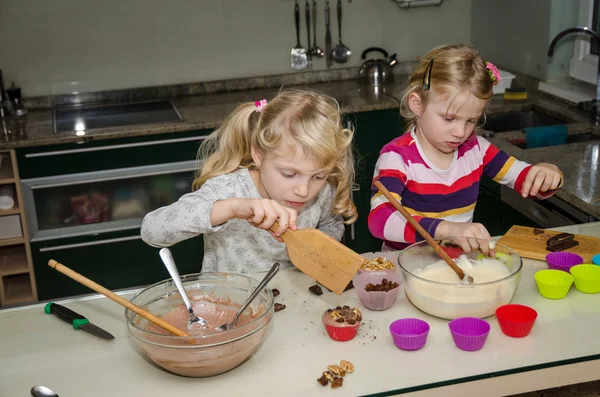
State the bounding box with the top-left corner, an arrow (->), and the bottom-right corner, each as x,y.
495,304 -> 538,338
545,252 -> 584,272
324,322 -> 359,342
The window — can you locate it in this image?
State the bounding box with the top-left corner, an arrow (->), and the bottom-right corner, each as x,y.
570,0 -> 598,85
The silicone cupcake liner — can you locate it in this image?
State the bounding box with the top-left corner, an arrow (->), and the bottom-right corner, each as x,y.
495,304 -> 538,338
354,272 -> 402,311
592,254 -> 600,266
448,317 -> 490,352
569,264 -> 600,294
324,323 -> 359,342
389,318 -> 430,351
534,269 -> 574,299
545,252 -> 583,272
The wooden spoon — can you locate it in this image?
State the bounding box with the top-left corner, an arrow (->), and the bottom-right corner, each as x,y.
373,181 -> 474,284
269,222 -> 364,294
48,259 -> 189,337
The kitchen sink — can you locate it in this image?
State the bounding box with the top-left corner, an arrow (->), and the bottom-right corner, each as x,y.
483,109 -> 570,132
508,132 -> 600,149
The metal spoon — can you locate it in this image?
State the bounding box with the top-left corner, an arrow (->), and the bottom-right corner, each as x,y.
159,248 -> 208,329
216,263 -> 280,332
31,386 -> 59,397
332,0 -> 351,63
310,0 -> 324,58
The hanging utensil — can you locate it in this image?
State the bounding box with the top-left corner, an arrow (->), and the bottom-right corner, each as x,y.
332,0 -> 351,63
216,263 -> 280,332
159,248 -> 208,330
324,0 -> 333,68
31,386 -> 59,397
373,181 -> 474,284
305,0 -> 312,68
291,0 -> 308,70
310,0 -> 324,58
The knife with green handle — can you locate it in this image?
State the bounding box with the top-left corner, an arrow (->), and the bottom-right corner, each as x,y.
44,302 -> 115,340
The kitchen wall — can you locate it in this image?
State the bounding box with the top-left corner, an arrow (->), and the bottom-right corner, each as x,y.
471,0 -> 580,81
0,0 -> 472,97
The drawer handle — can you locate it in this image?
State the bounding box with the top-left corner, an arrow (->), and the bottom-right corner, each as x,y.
25,135 -> 208,158
39,235 -> 142,252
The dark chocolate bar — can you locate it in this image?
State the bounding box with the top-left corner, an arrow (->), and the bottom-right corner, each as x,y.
546,240 -> 579,252
546,232 -> 575,247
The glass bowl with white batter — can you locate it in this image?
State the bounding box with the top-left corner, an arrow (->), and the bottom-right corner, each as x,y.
125,272 -> 274,377
397,239 -> 522,320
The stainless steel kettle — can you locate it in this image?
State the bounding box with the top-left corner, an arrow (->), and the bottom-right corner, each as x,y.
358,47 -> 398,86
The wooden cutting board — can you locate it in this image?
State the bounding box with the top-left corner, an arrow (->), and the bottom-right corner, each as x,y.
497,225 -> 600,263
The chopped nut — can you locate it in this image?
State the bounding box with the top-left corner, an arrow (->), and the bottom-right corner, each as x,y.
272,288 -> 280,297
317,375 -> 328,386
360,256 -> 395,271
274,303 -> 286,312
340,368 -> 346,377
331,377 -> 343,389
323,371 -> 335,382
327,365 -> 341,376
330,310 -> 342,320
340,360 -> 354,374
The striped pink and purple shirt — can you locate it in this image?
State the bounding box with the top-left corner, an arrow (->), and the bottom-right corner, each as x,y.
368,130 -> 552,249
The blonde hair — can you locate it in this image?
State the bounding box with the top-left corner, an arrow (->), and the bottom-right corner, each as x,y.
399,44 -> 494,131
193,89 -> 357,224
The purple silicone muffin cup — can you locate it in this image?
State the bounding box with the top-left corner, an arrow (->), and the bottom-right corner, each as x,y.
389,318 -> 430,351
354,272 -> 402,311
545,252 -> 584,272
448,317 -> 491,352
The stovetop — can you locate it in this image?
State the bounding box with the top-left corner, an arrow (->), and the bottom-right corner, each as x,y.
53,100 -> 182,134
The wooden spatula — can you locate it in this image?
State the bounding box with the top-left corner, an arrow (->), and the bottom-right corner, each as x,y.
373,181 -> 473,284
270,222 -> 365,294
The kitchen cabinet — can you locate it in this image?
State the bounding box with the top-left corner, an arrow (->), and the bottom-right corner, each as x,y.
343,109 -> 405,254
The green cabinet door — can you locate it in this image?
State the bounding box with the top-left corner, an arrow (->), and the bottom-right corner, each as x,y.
32,230 -> 204,301
343,109 -> 405,254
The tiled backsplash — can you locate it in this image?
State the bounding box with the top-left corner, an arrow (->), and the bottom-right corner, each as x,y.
0,0 -> 472,97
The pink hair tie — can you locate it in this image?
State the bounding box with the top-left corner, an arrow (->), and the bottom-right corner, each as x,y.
485,61 -> 501,86
255,99 -> 268,112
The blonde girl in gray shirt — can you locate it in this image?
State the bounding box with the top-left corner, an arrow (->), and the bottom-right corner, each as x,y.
141,90 -> 357,273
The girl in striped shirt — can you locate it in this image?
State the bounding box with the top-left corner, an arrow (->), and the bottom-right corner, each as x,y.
368,45 -> 563,254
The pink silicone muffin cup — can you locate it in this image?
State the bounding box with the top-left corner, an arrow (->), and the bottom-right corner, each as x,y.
354,272 -> 402,311
495,304 -> 537,338
448,317 -> 491,352
389,318 -> 430,351
545,252 -> 583,272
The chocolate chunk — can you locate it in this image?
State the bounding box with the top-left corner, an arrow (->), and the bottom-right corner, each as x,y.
347,319 -> 356,325
533,228 -> 545,235
342,305 -> 350,309
364,279 -> 400,292
546,232 -> 575,247
335,317 -> 345,323
317,375 -> 328,386
272,288 -> 280,297
274,303 -> 286,312
546,240 -> 579,252
331,377 -> 343,389
335,306 -> 342,310
308,284 -> 323,296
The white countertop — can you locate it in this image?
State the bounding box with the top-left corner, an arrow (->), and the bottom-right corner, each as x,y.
2,223 -> 600,397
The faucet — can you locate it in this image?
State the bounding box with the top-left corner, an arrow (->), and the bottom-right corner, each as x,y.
548,26 -> 600,125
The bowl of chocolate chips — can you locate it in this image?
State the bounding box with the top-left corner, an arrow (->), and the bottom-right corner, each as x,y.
353,271 -> 402,311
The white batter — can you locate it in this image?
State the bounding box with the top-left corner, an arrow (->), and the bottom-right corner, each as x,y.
406,256 -> 518,320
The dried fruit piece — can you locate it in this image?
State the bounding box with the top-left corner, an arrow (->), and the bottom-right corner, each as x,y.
317,375 -> 328,386
272,288 -> 280,297
340,360 -> 354,373
331,377 -> 343,389
308,284 -> 323,296
274,303 -> 286,312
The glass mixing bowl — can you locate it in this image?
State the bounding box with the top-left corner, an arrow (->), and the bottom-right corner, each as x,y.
125,272 -> 274,377
397,239 -> 522,320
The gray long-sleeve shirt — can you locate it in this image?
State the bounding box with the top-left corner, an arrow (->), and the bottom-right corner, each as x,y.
141,168 -> 345,273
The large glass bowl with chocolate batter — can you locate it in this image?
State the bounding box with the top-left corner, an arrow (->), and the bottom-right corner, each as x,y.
125,272 -> 274,377
398,239 -> 523,320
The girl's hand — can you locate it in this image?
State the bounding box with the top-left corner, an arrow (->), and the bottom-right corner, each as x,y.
435,221 -> 493,256
521,163 -> 562,198
232,198 -> 298,241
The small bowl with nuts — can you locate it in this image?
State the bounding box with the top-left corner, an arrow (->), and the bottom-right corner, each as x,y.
353,271 -> 402,311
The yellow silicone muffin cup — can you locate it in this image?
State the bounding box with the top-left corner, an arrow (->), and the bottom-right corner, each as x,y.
534,269 -> 574,299
569,264 -> 600,294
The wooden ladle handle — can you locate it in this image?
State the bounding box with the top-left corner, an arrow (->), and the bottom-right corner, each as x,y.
373,181 -> 470,282
48,259 -> 189,337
